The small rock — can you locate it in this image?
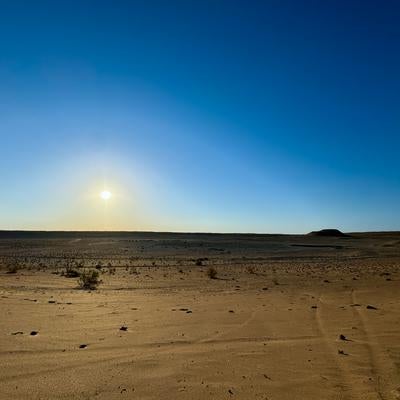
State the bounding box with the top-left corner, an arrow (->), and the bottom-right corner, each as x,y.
339,334 -> 348,341
366,305 -> 378,310
79,344 -> 87,349
120,326 -> 128,331
30,331 -> 38,336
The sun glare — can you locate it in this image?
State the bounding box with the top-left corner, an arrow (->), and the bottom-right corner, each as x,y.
100,190 -> 112,200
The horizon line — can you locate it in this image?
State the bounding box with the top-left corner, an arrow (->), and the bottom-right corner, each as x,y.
1,229 -> 399,236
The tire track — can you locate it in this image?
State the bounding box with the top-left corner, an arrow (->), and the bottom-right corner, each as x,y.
350,289 -> 398,400
314,293 -> 357,400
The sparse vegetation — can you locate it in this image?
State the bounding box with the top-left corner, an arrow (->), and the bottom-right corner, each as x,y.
78,269 -> 101,290
2,257 -> 22,274
246,266 -> 256,274
129,266 -> 139,275
7,261 -> 19,274
195,257 -> 208,266
63,265 -> 80,278
207,266 -> 218,279
108,266 -> 116,275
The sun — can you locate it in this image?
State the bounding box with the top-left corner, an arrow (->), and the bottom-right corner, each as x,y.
100,190 -> 112,200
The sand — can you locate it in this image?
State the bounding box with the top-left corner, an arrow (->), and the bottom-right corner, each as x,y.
1,231 -> 400,399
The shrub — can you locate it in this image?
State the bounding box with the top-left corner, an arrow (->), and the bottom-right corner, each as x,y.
129,266 -> 139,275
78,269 -> 101,290
207,267 -> 218,279
5,258 -> 21,274
63,265 -> 80,278
195,257 -> 209,266
7,263 -> 19,274
246,266 -> 256,274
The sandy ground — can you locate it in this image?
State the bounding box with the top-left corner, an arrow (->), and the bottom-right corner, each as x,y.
1,232 -> 400,399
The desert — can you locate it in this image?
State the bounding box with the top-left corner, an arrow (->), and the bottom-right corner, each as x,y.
1,230 -> 400,399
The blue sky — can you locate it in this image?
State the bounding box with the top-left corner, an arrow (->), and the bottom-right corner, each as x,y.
1,0 -> 399,232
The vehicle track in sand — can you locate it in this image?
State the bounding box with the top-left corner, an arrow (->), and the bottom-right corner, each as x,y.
350,289 -> 400,400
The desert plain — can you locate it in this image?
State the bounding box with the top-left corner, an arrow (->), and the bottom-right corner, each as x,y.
1,230 -> 400,400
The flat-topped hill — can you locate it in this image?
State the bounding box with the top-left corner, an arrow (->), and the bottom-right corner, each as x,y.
308,229 -> 349,237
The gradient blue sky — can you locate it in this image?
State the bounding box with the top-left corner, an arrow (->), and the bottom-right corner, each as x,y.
1,0 -> 399,232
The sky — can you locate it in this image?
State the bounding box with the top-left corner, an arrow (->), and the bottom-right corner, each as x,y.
0,0 -> 399,233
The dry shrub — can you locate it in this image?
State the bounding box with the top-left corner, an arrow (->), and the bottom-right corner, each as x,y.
4,257 -> 21,274
78,269 -> 101,290
207,267 -> 218,279
246,266 -> 256,274
7,263 -> 19,274
63,265 -> 80,278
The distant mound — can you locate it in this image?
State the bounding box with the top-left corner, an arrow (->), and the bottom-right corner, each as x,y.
308,229 -> 349,237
